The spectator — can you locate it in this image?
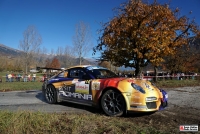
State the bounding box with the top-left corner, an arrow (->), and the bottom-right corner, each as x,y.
6,74 -> 9,82
23,74 -> 28,82
8,73 -> 12,82
11,73 -> 15,82
181,72 -> 185,80
140,72 -> 144,79
167,72 -> 170,80
28,74 -> 31,82
176,73 -> 180,80
18,74 -> 21,82
32,73 -> 36,82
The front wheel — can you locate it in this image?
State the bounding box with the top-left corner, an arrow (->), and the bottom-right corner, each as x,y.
101,90 -> 126,116
44,85 -> 57,104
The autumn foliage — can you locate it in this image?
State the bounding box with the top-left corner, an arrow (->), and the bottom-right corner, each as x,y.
94,0 -> 200,76
45,57 -> 61,69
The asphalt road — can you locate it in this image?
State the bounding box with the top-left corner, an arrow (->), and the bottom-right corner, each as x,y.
0,86 -> 200,113
0,90 -> 95,114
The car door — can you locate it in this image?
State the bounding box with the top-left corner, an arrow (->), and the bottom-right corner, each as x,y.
63,68 -> 93,105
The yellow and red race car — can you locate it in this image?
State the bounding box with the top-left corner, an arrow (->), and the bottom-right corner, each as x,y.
42,65 -> 168,116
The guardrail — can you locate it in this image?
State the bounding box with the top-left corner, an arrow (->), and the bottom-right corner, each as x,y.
142,75 -> 200,81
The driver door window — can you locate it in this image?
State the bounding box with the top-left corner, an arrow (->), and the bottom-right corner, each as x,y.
69,69 -> 91,80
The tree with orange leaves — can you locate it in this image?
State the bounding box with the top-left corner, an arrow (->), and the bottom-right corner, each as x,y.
45,57 -> 61,69
165,37 -> 200,73
50,57 -> 61,69
94,0 -> 200,76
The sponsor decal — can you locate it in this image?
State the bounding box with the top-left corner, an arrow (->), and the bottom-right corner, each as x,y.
59,91 -> 92,100
144,83 -> 154,91
179,125 -> 198,132
76,82 -> 89,90
76,84 -> 89,90
92,82 -> 100,90
58,83 -> 75,92
75,81 -> 89,94
85,80 -> 91,84
127,79 -> 135,83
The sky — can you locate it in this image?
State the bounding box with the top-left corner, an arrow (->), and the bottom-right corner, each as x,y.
0,0 -> 200,59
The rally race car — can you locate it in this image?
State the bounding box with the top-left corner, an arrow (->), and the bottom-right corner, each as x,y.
42,65 -> 168,116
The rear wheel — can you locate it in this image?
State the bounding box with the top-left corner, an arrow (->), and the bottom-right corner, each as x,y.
45,85 -> 57,104
101,89 -> 126,116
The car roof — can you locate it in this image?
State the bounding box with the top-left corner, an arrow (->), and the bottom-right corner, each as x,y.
66,65 -> 107,70
66,65 -> 92,69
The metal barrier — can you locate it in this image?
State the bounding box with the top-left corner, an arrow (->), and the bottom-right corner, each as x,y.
143,75 -> 200,81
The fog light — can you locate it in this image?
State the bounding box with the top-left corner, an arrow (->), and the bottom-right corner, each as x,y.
146,97 -> 157,101
165,94 -> 168,99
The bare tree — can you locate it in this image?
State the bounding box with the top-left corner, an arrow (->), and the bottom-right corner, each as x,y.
56,46 -> 64,56
56,46 -> 65,67
64,45 -> 76,67
19,25 -> 42,74
36,46 -> 48,67
72,21 -> 93,65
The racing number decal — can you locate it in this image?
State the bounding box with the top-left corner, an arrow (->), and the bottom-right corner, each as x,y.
85,79 -> 91,84
92,82 -> 100,90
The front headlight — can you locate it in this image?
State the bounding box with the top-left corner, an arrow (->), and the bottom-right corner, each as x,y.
131,83 -> 146,94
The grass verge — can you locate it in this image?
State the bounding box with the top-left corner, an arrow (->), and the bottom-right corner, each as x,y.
153,79 -> 200,88
0,111 -> 164,134
0,81 -> 43,91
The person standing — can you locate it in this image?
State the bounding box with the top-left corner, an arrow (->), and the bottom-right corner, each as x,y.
8,73 -> 12,82
32,73 -> 36,82
28,74 -> 31,82
23,74 -> 28,82
6,74 -> 9,82
18,74 -> 21,82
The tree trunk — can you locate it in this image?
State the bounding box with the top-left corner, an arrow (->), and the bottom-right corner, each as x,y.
79,57 -> 82,65
154,66 -> 158,82
135,63 -> 142,78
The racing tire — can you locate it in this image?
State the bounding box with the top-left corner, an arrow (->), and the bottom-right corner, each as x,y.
101,89 -> 126,116
44,85 -> 57,104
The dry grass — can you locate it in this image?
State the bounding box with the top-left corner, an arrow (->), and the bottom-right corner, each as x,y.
0,111 -> 164,134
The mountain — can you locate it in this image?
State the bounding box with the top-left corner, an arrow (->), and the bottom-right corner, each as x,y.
0,44 -> 97,67
0,44 -> 21,57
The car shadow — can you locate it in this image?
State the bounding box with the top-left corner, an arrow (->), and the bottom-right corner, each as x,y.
34,90 -> 46,102
35,91 -> 103,115
125,111 -> 156,118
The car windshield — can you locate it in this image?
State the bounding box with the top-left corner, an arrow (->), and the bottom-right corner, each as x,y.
88,68 -> 117,79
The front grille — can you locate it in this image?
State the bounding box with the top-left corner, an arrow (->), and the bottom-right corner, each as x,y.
146,102 -> 157,109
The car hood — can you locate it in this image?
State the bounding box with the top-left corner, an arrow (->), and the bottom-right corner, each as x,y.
95,77 -> 160,93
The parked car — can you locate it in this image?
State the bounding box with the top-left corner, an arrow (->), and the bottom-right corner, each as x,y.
42,65 -> 168,116
30,68 -> 39,73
